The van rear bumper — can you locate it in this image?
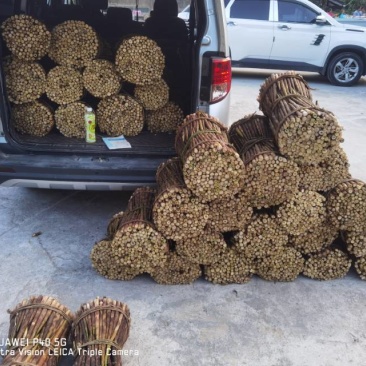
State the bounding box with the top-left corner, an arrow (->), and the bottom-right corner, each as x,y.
0,152 -> 172,190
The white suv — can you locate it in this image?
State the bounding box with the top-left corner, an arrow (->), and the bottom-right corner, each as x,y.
224,0 -> 366,86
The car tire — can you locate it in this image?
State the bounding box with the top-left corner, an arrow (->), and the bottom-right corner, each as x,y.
327,52 -> 363,86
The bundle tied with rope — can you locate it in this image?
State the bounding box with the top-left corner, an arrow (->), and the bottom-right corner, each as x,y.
111,187 -> 169,273
258,71 -> 343,164
2,296 -> 73,366
175,111 -> 245,202
152,157 -> 209,241
228,113 -> 300,208
72,297 -> 130,366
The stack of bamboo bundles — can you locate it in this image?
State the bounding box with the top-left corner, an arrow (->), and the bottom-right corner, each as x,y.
2,296 -> 73,366
90,73 -> 365,284
2,14 -> 184,138
71,297 -> 130,366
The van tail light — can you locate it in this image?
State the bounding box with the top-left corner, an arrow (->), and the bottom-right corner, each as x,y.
210,57 -> 232,104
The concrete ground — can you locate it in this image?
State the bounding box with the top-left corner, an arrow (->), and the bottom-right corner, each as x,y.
0,71 -> 366,366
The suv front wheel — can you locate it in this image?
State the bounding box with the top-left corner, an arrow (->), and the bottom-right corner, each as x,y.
326,52 -> 363,86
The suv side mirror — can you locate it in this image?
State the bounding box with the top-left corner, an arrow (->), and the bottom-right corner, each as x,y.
315,15 -> 328,25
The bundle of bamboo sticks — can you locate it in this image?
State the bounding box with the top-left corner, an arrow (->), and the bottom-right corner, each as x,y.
48,21 -> 100,68
1,15 -> 51,61
55,102 -> 88,138
97,94 -> 144,136
152,157 -> 209,241
175,112 -> 245,202
228,113 -> 300,208
258,72 -> 343,164
146,101 -> 184,133
2,296 -> 73,366
355,257 -> 366,280
342,231 -> 366,258
72,297 -> 130,366
134,79 -> 169,111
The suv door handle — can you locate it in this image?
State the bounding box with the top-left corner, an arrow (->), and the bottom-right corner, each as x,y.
227,21 -> 237,26
278,25 -> 291,30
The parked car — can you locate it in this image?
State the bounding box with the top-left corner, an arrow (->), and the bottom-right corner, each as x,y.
180,0 -> 366,87
0,0 -> 231,189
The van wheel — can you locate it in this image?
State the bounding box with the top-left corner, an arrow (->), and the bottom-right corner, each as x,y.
327,52 -> 363,86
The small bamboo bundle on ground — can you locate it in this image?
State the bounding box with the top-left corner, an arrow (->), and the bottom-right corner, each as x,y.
232,213 -> 288,259
48,21 -> 100,68
288,222 -> 339,255
204,248 -> 254,285
176,230 -> 227,265
46,66 -> 84,105
256,247 -> 304,282
83,59 -> 121,98
276,191 -> 326,235
2,296 -> 73,366
153,157 -> 209,241
342,230 -> 366,258
355,257 -> 366,280
97,94 -> 144,136
206,192 -> 253,232
258,72 -> 343,164
303,248 -> 351,280
111,187 -> 169,273
107,211 -> 124,239
134,79 -> 169,111
326,179 -> 366,232
298,146 -> 351,191
12,101 -> 54,136
115,36 -> 165,85
229,113 -> 299,208
5,60 -> 46,104
175,112 -> 245,202
150,252 -> 202,285
1,15 -> 51,61
91,239 -> 142,280
55,102 -> 88,138
72,297 -> 130,366
146,101 -> 184,133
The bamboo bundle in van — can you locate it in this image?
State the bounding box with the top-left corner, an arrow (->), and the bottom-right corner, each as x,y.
355,257 -> 366,280
256,247 -> 304,282
204,248 -> 254,285
97,94 -> 144,136
288,222 -> 339,255
298,146 -> 351,191
228,113 -> 299,208
176,230 -> 227,265
46,66 -> 84,105
150,252 -> 201,285
175,112 -> 245,202
1,15 -> 51,61
2,296 -> 73,366
91,239 -> 142,280
4,60 -> 46,104
258,72 -> 343,164
115,36 -> 165,85
146,101 -> 184,133
72,297 -> 130,366
134,79 -> 169,111
206,192 -> 253,233
276,191 -> 326,235
83,59 -> 121,98
232,213 -> 288,259
48,21 -> 100,68
111,187 -> 169,273
12,101 -> 54,137
326,179 -> 366,232
342,230 -> 366,258
303,248 -> 351,280
152,157 -> 209,241
55,102 -> 88,138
